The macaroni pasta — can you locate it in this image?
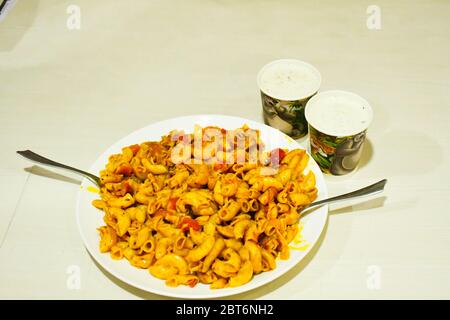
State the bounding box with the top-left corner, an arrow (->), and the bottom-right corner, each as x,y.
92,125 -> 317,288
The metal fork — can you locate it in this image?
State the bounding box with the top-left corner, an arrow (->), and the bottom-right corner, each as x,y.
300,179 -> 387,213
17,150 -> 101,186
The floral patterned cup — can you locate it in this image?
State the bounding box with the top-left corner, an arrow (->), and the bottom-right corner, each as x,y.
305,90 -> 373,175
257,59 -> 322,139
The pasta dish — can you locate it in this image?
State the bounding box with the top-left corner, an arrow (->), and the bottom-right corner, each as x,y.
92,125 -> 317,288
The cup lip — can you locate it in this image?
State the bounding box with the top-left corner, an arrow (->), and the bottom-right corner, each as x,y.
305,89 -> 373,137
257,59 -> 322,101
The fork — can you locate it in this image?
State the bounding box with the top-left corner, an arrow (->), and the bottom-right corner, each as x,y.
17,150 -> 101,186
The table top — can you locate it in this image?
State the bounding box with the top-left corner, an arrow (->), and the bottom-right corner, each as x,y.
0,0 -> 449,299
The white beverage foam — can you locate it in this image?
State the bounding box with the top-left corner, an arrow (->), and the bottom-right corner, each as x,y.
257,59 -> 321,101
305,90 -> 373,137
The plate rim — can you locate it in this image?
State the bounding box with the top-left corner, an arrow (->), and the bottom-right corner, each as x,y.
75,114 -> 329,299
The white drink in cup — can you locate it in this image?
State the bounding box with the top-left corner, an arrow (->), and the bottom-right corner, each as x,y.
305,90 -> 373,175
257,59 -> 321,139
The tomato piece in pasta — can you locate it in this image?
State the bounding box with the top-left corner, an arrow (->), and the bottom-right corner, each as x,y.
269,148 -> 286,166
178,217 -> 201,232
167,197 -> 178,211
127,144 -> 140,155
116,163 -> 133,176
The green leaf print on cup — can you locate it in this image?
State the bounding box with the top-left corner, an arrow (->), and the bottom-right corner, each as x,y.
257,59 -> 322,139
309,125 -> 367,175
261,91 -> 312,139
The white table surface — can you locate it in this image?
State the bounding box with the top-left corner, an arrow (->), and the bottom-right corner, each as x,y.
1,0 -> 449,299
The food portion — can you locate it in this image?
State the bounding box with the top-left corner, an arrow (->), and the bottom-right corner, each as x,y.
305,90 -> 373,138
258,59 -> 322,139
92,125 -> 317,289
258,59 -> 321,101
305,90 -> 373,175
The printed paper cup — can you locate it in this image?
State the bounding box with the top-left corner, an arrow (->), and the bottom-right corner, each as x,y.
305,90 -> 373,175
257,59 -> 321,139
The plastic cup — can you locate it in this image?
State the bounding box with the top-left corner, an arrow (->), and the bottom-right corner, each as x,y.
305,90 -> 373,175
257,59 -> 321,139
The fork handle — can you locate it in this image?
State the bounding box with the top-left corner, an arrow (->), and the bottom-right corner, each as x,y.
303,179 -> 387,212
17,150 -> 101,186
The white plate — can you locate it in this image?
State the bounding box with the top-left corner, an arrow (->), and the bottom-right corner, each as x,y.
76,114 -> 328,299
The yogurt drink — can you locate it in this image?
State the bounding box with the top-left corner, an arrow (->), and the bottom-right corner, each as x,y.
305,90 -> 373,175
257,59 -> 321,139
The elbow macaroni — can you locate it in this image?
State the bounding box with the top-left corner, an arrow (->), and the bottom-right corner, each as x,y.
93,125 -> 317,289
